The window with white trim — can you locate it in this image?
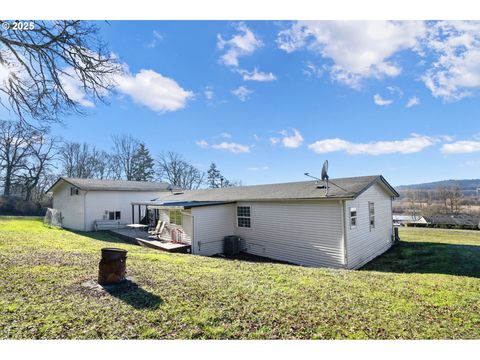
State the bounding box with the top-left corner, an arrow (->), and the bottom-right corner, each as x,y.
349,207 -> 357,229
109,211 -> 121,220
237,206 -> 251,228
70,187 -> 79,196
169,210 -> 182,225
369,202 -> 375,230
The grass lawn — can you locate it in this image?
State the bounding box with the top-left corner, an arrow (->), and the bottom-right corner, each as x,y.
1,217 -> 480,339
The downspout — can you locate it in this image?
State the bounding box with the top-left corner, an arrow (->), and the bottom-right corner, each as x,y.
391,196 -> 395,242
341,200 -> 348,269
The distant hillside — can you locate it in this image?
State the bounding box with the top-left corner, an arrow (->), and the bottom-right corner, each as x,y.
396,179 -> 480,196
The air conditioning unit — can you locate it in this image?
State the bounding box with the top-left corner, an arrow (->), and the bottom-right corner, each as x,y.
224,235 -> 242,255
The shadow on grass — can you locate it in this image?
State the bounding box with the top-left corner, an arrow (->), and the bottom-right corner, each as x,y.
72,230 -> 141,247
103,280 -> 163,310
213,252 -> 296,266
362,240 -> 480,278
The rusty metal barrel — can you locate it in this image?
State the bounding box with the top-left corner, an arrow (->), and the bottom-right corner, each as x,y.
98,248 -> 128,285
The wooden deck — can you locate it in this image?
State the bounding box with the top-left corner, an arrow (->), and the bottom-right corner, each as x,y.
108,228 -> 191,253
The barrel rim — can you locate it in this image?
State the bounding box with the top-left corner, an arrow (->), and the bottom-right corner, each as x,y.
101,247 -> 128,253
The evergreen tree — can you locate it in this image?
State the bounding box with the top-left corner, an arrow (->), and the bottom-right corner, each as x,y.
131,143 -> 155,181
207,162 -> 240,188
207,163 -> 222,188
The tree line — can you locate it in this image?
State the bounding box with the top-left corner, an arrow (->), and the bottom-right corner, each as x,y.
0,120 -> 238,202
397,185 -> 478,217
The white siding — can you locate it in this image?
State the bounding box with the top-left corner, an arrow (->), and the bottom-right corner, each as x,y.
84,191 -> 162,231
345,183 -> 394,269
191,204 -> 236,256
52,181 -> 86,231
235,201 -> 345,268
180,210 -> 194,244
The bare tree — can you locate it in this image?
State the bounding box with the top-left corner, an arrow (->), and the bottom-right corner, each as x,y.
449,184 -> 463,215
406,190 -> 420,219
437,186 -> 451,214
112,135 -> 140,180
157,152 -> 204,190
59,141 -> 120,180
19,134 -> 59,201
89,148 -> 113,180
0,20 -> 121,125
59,142 -> 92,178
0,120 -> 36,196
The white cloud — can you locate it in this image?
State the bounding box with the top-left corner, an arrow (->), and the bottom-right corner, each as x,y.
406,96 -> 421,108
197,135 -> 250,154
231,86 -> 253,102
270,129 -> 304,148
277,21 -> 426,88
196,140 -> 209,149
217,22 -> 263,67
145,30 -> 163,48
211,142 -> 251,154
115,69 -> 193,112
308,134 -> 437,155
373,94 -> 393,106
387,86 -> 404,98
281,129 -> 304,148
421,21 -> 480,101
238,68 -> 277,82
248,166 -> 269,171
204,86 -> 214,100
441,140 -> 480,154
220,132 -> 232,139
269,137 -> 280,145
59,68 -> 95,108
303,61 -> 323,78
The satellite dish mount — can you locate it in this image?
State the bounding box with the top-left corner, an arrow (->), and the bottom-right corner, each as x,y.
321,160 -> 329,196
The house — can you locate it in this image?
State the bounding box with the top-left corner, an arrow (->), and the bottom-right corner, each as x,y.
132,175 -> 399,269
392,214 -> 428,227
46,177 -> 172,231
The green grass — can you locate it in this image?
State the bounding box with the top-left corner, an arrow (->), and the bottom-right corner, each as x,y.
1,218 -> 480,339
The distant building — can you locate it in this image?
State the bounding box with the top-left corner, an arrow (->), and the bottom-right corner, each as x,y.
46,177 -> 172,231
393,214 -> 428,227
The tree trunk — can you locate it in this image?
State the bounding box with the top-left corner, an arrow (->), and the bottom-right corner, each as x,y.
3,169 -> 11,197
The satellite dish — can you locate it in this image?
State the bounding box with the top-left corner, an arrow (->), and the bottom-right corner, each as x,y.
321,160 -> 329,196
321,160 -> 329,181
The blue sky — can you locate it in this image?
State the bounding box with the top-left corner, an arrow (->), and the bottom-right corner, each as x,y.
50,21 -> 480,186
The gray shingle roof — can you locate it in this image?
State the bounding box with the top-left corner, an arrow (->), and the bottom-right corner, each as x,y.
47,177 -> 172,192
424,214 -> 480,227
151,175 -> 398,202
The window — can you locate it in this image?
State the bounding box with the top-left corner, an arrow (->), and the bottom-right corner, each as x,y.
237,206 -> 251,228
169,210 -> 182,225
70,187 -> 79,196
108,211 -> 121,220
349,207 -> 357,229
369,202 -> 375,230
